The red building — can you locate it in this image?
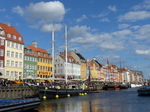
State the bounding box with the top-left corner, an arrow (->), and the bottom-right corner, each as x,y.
0,25 -> 6,76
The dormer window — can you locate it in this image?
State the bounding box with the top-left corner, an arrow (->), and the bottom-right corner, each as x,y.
18,37 -> 22,41
7,34 -> 11,38
0,28 -> 4,35
13,35 -> 16,39
44,53 -> 46,57
38,51 -> 40,55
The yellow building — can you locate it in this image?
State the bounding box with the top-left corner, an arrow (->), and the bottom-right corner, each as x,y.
80,62 -> 87,79
0,23 -> 24,80
91,58 -> 103,80
27,42 -> 52,79
87,62 -> 98,79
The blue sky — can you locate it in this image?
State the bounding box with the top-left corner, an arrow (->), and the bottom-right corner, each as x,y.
1,0 -> 150,78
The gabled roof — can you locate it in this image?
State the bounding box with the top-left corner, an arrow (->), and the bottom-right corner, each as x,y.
28,45 -> 48,53
87,62 -> 94,66
76,53 -> 86,61
94,60 -> 103,68
59,55 -> 79,64
27,45 -> 52,59
0,23 -> 24,44
24,47 -> 37,57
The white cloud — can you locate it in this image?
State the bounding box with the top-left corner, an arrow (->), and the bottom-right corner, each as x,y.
118,11 -> 150,22
76,15 -> 87,22
99,41 -> 124,51
12,1 -> 65,24
118,24 -> 130,29
41,24 -> 63,33
135,49 -> 150,55
91,12 -> 108,18
112,29 -> 132,39
68,25 -> 125,52
68,25 -> 90,37
134,24 -> 150,39
132,0 -> 150,10
12,6 -> 24,16
108,5 -> 117,12
100,18 -> 110,22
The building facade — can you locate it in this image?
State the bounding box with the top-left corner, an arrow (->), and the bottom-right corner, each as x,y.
0,23 -> 24,80
24,47 -> 37,79
68,50 -> 87,79
0,25 -> 5,76
27,42 -> 52,79
54,54 -> 80,80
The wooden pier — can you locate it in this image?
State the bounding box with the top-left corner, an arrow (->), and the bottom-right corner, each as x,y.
0,86 -> 39,99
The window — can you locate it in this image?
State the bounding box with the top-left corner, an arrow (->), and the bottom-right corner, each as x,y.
11,71 -> 14,76
16,43 -> 18,49
13,35 -> 16,39
11,42 -> 14,48
0,28 -> 4,35
6,60 -> 10,66
30,57 -> 32,61
0,60 -> 3,67
15,61 -> 18,67
7,51 -> 10,57
6,71 -> 9,76
20,44 -> 22,50
38,52 -> 40,55
19,53 -> 22,59
7,41 -> 10,47
19,62 -> 22,68
0,39 -> 4,46
27,56 -> 29,61
18,37 -> 22,41
15,52 -> 18,58
11,51 -> 14,57
7,34 -> 11,38
0,49 -> 4,56
11,61 -> 14,67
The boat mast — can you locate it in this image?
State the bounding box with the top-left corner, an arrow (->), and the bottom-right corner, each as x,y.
65,25 -> 68,84
52,29 -> 55,82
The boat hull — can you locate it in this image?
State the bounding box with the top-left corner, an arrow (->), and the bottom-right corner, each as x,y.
39,87 -> 83,98
137,89 -> 150,96
0,98 -> 40,112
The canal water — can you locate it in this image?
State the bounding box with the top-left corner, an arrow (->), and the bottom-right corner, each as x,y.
35,87 -> 150,112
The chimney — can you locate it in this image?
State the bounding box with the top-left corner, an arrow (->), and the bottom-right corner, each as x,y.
32,41 -> 37,47
7,23 -> 10,26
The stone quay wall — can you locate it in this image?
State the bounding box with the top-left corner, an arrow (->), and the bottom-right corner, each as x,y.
0,86 -> 39,99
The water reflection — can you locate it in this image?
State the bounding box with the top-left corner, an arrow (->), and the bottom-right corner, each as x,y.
36,88 -> 150,112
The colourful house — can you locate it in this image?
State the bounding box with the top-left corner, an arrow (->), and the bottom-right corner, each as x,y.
27,42 -> 52,79
24,47 -> 37,79
0,23 -> 24,80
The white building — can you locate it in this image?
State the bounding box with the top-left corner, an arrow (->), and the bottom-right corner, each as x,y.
54,54 -> 80,80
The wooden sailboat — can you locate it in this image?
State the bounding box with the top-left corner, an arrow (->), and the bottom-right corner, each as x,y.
38,25 -> 84,99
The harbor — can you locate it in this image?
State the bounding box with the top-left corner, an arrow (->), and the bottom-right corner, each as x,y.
0,81 -> 146,111
36,87 -> 150,112
1,0 -> 150,111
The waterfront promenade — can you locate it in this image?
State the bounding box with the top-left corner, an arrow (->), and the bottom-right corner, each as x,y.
0,86 -> 39,99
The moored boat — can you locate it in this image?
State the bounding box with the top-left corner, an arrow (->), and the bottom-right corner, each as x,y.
137,86 -> 150,96
39,87 -> 83,99
0,97 -> 40,112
